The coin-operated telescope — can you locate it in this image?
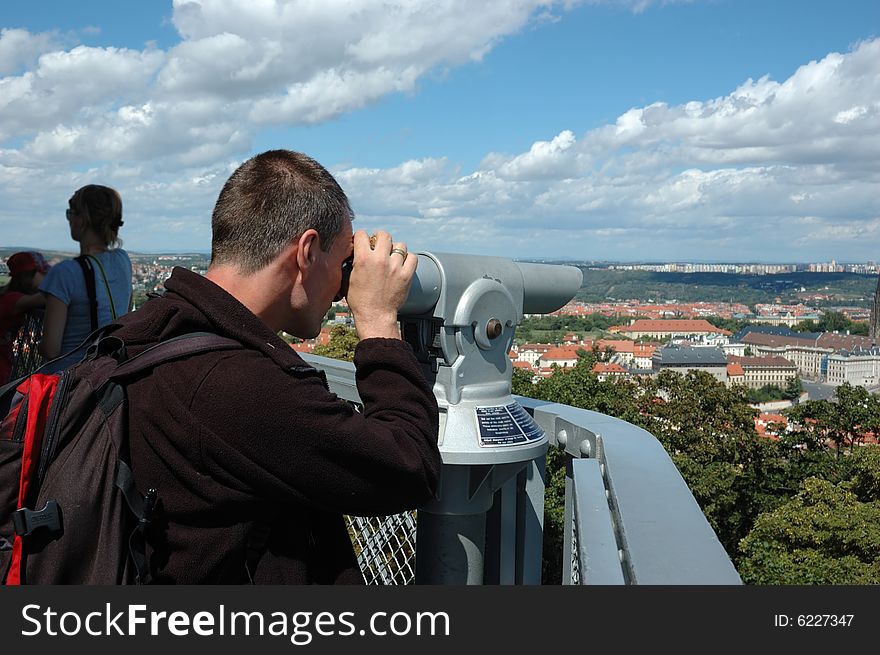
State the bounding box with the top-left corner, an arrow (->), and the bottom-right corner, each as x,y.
397,252 -> 583,584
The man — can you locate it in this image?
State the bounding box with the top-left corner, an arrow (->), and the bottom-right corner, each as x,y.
111,150 -> 442,583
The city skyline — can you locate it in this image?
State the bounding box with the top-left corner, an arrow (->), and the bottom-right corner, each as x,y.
1,0 -> 879,262
2,244 -> 879,271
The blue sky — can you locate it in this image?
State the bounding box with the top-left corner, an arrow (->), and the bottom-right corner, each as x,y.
1,0 -> 878,262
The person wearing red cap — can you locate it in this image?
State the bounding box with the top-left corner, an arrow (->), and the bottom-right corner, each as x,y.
0,251 -> 50,383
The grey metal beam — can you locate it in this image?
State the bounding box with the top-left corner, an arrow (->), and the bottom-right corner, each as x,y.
524,398 -> 742,585
571,458 -> 626,585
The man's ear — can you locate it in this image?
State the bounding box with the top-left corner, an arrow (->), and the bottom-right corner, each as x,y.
296,229 -> 321,273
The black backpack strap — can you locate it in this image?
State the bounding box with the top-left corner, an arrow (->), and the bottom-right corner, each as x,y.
245,521 -> 272,584
106,332 -> 243,380
116,459 -> 155,584
96,332 -> 244,584
75,256 -> 99,333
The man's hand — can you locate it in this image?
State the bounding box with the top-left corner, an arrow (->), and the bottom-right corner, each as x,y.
346,230 -> 417,340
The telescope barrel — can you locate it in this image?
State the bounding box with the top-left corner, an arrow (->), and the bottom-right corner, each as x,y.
400,254 -> 443,315
516,262 -> 584,314
400,253 -> 582,317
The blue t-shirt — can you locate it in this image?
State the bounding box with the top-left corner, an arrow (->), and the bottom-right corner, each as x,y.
39,249 -> 133,372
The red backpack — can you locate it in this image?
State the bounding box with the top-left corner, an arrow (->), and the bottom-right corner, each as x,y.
0,332 -> 241,584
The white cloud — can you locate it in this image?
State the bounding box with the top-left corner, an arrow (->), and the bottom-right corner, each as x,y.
0,28 -> 59,75
490,130 -> 578,180
0,4 -> 878,263
1,0 -> 574,164
0,45 -> 165,141
335,39 -> 880,260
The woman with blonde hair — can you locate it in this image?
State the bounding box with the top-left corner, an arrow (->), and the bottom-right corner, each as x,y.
38,184 -> 133,372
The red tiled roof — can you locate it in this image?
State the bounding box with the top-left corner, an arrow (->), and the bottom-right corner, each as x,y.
592,362 -> 628,374
596,339 -> 635,353
519,343 -> 555,352
817,332 -> 874,351
755,413 -> 788,440
741,332 -> 817,348
728,355 -> 796,368
540,347 -> 581,361
610,319 -> 731,335
726,363 -> 745,376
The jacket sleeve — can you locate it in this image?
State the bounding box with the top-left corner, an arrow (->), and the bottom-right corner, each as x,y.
191,337 -> 442,517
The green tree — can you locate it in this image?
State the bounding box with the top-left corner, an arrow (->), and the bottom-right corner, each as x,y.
818,310 -> 850,333
738,469 -> 880,584
312,325 -> 359,362
511,367 -> 535,397
850,321 -> 870,336
786,382 -> 880,453
793,319 -> 820,333
747,384 -> 787,404
782,376 -> 804,401
796,312 -> 870,336
704,316 -> 755,333
641,370 -> 794,558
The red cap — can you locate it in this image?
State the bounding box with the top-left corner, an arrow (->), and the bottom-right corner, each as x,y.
6,251 -> 50,276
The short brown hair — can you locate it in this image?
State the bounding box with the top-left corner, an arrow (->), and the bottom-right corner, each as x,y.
210,150 -> 352,274
69,185 -> 124,248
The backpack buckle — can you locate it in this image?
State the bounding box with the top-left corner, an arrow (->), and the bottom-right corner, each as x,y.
12,500 -> 64,540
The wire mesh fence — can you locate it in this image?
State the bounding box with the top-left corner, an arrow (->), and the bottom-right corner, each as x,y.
346,512 -> 418,585
569,483 -> 581,585
8,311 -> 44,380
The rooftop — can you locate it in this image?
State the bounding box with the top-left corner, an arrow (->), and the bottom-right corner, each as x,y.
653,344 -> 728,366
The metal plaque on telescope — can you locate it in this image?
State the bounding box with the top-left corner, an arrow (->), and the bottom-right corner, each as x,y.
475,402 -> 545,447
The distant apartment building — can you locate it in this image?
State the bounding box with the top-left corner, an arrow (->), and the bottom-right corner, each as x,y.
592,362 -> 629,381
727,355 -> 798,389
732,326 -> 876,382
751,304 -> 821,325
514,343 -> 555,366
593,339 -> 638,365
562,332 -> 581,345
604,341 -> 657,369
722,342 -> 748,357
536,347 -> 581,369
825,347 -> 880,387
652,344 -> 728,382
632,343 -> 657,369
610,319 -> 731,341
746,313 -> 822,327
726,362 -> 745,386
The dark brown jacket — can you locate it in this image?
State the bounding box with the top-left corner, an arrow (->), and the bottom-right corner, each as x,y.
110,267 -> 441,584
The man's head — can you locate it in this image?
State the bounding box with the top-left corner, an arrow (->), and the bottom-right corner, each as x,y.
207,150 -> 354,338
210,150 -> 352,274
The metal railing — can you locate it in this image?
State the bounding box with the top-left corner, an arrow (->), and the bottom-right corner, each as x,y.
521,398 -> 742,585
305,354 -> 742,585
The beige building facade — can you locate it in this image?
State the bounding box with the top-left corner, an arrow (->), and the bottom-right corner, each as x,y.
727,355 -> 798,389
